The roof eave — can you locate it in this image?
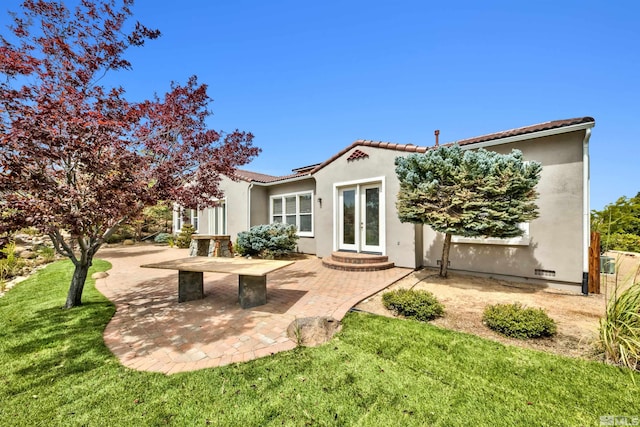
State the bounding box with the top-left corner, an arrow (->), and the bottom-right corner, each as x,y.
457,121 -> 595,150
249,173 -> 313,186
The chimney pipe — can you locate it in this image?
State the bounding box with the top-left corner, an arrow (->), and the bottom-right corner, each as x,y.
434,130 -> 440,147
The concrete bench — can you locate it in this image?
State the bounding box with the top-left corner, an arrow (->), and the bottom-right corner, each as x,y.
141,257 -> 294,308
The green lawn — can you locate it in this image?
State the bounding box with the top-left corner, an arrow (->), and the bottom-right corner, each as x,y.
0,260 -> 638,426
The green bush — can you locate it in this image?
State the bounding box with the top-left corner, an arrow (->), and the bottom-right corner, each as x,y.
382,289 -> 444,321
37,245 -> 56,263
0,240 -> 26,280
175,224 -> 196,249
154,232 -> 171,244
598,282 -> 640,371
483,303 -> 557,339
236,223 -> 299,258
605,233 -> 640,253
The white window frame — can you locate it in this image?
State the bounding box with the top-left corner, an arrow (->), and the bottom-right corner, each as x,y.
452,223 -> 530,246
270,191 -> 314,237
174,206 -> 201,233
208,199 -> 227,235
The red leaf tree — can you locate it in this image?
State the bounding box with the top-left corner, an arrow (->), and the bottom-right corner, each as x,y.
0,0 -> 260,308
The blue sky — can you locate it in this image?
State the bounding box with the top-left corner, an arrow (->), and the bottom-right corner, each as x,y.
2,0 -> 638,210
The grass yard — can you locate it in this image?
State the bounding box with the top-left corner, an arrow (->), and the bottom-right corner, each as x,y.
0,260 -> 638,426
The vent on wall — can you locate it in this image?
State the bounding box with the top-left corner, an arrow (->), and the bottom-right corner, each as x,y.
534,269 -> 556,277
347,149 -> 369,162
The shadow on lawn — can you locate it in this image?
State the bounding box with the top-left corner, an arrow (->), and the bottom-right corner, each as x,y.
6,301 -> 116,392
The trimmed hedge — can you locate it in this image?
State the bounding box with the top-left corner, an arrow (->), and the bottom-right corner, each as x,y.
483,303 -> 557,339
382,289 -> 444,321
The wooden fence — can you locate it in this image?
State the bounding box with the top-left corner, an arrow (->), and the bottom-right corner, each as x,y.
588,231 -> 601,294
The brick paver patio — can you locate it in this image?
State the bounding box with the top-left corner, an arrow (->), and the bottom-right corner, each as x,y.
95,246 -> 411,374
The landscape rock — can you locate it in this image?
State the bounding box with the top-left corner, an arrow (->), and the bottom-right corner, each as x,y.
91,272 -> 109,279
19,250 -> 37,259
287,316 -> 341,347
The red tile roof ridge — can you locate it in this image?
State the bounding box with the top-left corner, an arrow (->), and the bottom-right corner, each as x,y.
234,117 -> 595,180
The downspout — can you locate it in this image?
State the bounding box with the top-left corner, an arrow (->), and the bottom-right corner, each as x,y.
581,128 -> 592,295
247,183 -> 254,230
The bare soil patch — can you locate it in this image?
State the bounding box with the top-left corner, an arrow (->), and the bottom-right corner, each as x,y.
356,251 -> 640,360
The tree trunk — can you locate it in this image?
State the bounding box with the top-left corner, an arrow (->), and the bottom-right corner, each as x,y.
439,232 -> 452,278
64,260 -> 91,308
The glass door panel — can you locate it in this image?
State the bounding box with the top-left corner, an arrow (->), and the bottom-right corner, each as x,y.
364,187 -> 380,247
339,188 -> 357,250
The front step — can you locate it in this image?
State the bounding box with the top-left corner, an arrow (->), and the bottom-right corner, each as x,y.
322,251 -> 395,272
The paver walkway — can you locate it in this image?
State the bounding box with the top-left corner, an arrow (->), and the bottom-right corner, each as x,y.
95,246 -> 411,374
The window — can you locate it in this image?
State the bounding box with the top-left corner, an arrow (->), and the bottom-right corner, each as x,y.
208,200 -> 227,235
270,191 -> 313,237
452,223 -> 530,246
175,207 -> 200,233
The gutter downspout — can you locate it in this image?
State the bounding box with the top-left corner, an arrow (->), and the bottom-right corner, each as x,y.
582,128 -> 592,295
247,183 -> 254,231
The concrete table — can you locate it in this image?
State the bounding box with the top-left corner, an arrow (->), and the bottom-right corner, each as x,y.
141,257 -> 294,308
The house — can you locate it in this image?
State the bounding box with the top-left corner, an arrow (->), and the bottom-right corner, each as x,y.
173,116 -> 595,293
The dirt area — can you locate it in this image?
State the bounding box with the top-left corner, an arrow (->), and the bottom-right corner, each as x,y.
356,251 -> 640,360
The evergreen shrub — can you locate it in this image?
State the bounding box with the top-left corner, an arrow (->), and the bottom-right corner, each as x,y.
236,223 -> 299,258
483,303 -> 557,339
382,289 -> 444,321
154,232 -> 171,244
175,224 -> 196,249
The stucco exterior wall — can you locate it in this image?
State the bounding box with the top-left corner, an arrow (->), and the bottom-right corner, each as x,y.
249,185 -> 269,227
263,178 -> 316,254
422,130 -> 586,287
197,176 -> 251,241
313,147 -> 419,268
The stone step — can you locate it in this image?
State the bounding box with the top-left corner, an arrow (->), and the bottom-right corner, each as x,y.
322,257 -> 395,272
328,251 -> 389,265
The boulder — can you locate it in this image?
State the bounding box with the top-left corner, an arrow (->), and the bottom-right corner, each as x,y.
287,317 -> 341,347
18,250 -> 36,259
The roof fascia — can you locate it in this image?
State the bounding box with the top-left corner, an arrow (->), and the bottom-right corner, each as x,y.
457,121 -> 595,150
249,173 -> 313,186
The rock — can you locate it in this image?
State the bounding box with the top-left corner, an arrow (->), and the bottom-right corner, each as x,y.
287,317 -> 341,347
122,239 -> 135,246
18,250 -> 36,259
91,272 -> 109,279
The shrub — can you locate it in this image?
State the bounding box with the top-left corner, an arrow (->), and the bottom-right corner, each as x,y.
382,289 -> 444,321
483,303 -> 557,339
236,223 -> 299,258
175,224 -> 196,249
0,240 -> 26,280
598,282 -> 640,370
154,232 -> 171,244
606,233 -> 640,253
37,245 -> 56,263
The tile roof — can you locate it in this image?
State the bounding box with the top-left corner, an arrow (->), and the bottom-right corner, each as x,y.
309,116 -> 594,174
231,116 -> 595,184
454,116 -> 595,147
232,169 -> 310,184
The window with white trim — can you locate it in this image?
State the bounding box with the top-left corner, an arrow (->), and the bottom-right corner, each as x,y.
176,207 -> 200,233
270,191 -> 313,237
208,200 -> 227,235
452,223 -> 530,246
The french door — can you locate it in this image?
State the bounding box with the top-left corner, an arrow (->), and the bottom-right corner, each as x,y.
338,183 -> 383,253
